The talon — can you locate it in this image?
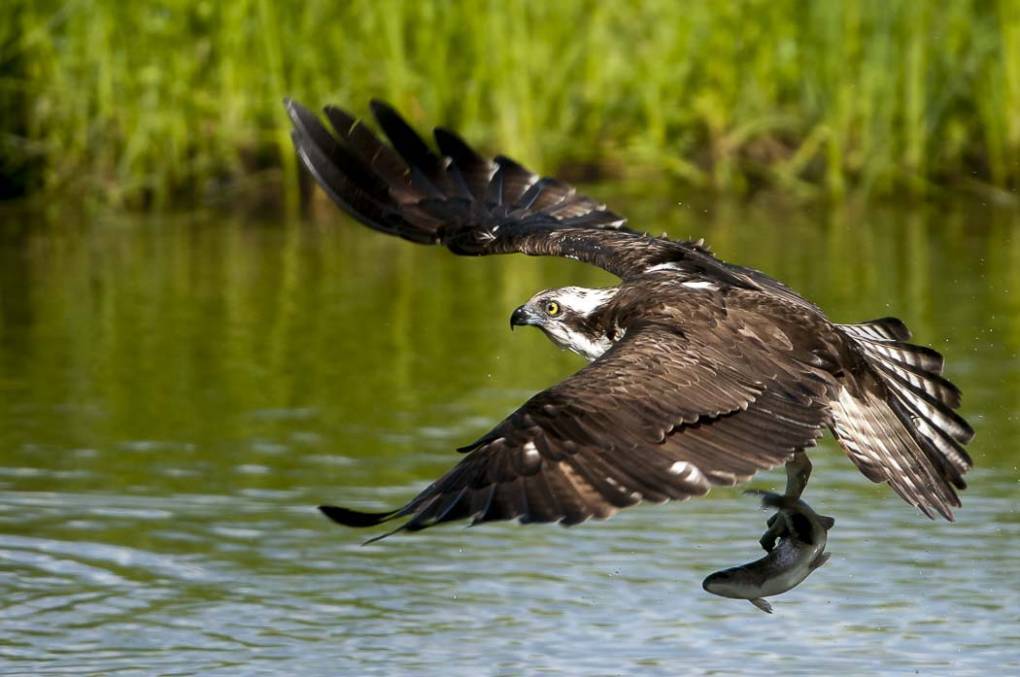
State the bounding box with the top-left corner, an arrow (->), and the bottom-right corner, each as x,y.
784,451 -> 813,499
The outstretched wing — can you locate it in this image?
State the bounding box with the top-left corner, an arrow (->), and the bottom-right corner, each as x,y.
321,316 -> 834,541
285,98 -> 756,286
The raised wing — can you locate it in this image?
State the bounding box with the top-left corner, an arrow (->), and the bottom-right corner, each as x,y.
285,98 -> 757,285
321,317 -> 834,541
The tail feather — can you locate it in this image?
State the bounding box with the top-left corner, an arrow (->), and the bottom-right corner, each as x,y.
869,358 -> 962,408
831,385 -> 958,519
854,339 -> 945,374
877,366 -> 974,443
834,319 -> 974,518
886,396 -> 970,491
839,316 -> 911,342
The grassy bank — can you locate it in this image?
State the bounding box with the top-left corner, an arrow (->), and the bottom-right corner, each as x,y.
2,0 -> 1019,208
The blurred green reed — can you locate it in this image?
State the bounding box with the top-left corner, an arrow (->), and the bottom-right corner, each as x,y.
2,0 -> 1018,208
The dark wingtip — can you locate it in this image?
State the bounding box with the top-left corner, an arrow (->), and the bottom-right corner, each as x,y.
285,98 -> 318,133
434,127 -> 485,164
456,429 -> 502,454
323,104 -> 358,134
870,316 -> 912,341
369,98 -> 398,119
318,505 -> 395,528
283,97 -> 303,117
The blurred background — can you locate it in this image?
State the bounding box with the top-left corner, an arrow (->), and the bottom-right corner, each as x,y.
1,1 -> 1019,674
2,0 -> 1019,207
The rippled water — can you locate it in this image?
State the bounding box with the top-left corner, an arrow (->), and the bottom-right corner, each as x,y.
1,192 -> 1019,674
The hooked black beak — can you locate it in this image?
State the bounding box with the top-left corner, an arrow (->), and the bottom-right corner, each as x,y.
510,305 -> 538,330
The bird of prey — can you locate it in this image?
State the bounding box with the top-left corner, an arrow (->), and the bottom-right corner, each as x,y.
285,98 -> 973,543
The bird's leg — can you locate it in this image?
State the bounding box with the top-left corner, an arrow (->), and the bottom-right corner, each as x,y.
758,512 -> 788,552
758,451 -> 812,551
783,450 -> 812,499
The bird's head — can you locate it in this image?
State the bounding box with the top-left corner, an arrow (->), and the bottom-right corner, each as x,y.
509,286 -> 620,361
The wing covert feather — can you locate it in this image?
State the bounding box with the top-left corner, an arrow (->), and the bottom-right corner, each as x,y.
322,322 -> 831,538
287,98 -> 763,286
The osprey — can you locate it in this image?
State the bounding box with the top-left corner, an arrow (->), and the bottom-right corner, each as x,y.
285,99 -> 973,542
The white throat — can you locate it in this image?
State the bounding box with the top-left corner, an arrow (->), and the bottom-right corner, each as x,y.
544,325 -> 615,361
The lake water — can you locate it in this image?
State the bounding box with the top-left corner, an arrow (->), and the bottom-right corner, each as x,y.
1,189 -> 1018,674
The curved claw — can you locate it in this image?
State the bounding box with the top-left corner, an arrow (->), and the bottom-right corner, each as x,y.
758,512 -> 785,552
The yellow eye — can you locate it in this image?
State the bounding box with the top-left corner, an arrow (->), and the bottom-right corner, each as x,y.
545,301 -> 560,316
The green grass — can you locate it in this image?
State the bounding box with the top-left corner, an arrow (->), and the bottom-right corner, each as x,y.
2,0 -> 1019,207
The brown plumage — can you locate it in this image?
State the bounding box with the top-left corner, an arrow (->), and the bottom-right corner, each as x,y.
287,98 -> 973,541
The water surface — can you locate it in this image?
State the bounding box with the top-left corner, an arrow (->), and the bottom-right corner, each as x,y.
1,191 -> 1018,674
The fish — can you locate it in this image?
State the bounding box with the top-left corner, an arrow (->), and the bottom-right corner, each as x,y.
702,491 -> 834,614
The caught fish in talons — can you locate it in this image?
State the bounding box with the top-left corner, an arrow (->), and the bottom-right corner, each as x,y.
702,452 -> 834,614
